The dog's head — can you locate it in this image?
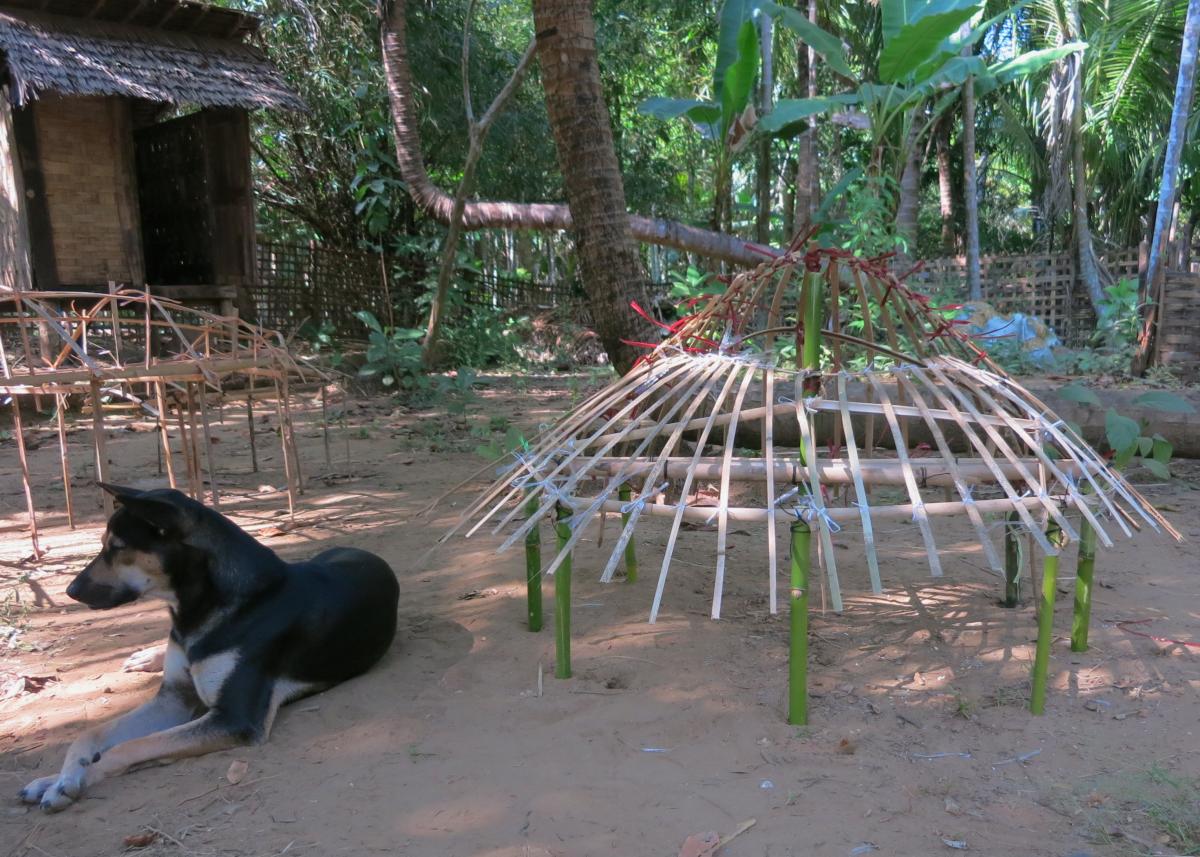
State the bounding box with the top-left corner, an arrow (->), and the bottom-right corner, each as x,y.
66,484 -> 202,610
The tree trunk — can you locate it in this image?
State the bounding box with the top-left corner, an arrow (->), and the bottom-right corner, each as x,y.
755,12 -> 774,245
895,125 -> 921,265
935,116 -> 955,256
963,72 -> 982,301
378,0 -> 772,268
1067,0 -> 1105,311
792,0 -> 817,238
530,0 -> 655,373
1134,0 -> 1200,372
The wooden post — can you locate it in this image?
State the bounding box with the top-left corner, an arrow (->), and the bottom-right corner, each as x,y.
185,383 -> 204,498
788,518 -> 811,726
524,492 -> 543,632
89,379 -> 113,516
320,382 -> 331,468
1003,510 -> 1021,607
10,396 -> 42,558
246,384 -> 259,473
554,503 -> 573,679
55,393 -> 75,529
196,386 -> 220,510
154,381 -> 178,489
1071,517 -> 1098,652
272,377 -> 297,519
1030,521 -> 1065,715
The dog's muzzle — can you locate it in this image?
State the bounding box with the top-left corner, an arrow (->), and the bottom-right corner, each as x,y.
66,575 -> 139,609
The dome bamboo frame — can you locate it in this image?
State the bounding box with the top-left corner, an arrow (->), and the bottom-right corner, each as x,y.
443,244 -> 1181,721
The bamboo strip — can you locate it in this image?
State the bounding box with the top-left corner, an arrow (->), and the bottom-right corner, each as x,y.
587,387 -> 1038,449
713,364 -> 758,619
836,374 -> 882,591
793,370 -> 842,613
865,373 -> 943,578
945,363 -> 1112,548
461,359 -> 664,539
555,359 -> 734,584
578,456 -> 1089,486
650,362 -> 750,623
598,358 -> 731,584
895,374 -> 1004,573
983,365 -> 1176,538
488,358 -> 702,547
906,365 -> 1057,555
923,361 -> 1077,542
589,493 -> 1068,525
55,393 -> 75,529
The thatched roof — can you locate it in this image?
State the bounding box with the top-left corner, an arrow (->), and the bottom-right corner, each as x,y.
0,2 -> 303,110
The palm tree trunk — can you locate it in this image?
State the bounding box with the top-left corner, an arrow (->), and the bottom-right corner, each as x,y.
792,0 -> 817,238
895,122 -> 921,264
1134,0 -> 1200,371
755,12 -> 774,245
1067,0 -> 1105,310
963,72 -> 982,301
378,0 -> 772,267
530,0 -> 655,373
936,116 -> 955,256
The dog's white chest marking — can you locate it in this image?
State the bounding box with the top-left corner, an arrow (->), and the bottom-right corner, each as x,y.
188,651 -> 240,708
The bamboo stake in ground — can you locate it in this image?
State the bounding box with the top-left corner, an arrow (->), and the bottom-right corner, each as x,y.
554,503 -> 573,679
1031,520 -> 1066,715
617,483 -> 638,583
788,518 -> 811,726
525,492 -> 543,632
1071,516 -> 1098,652
1004,511 -> 1021,607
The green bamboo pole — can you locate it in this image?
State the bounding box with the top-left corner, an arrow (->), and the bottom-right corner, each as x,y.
617,483 -> 639,583
1071,516 -> 1097,652
788,519 -> 812,726
1003,510 -> 1021,607
524,492 -> 543,632
795,270 -> 823,468
1030,520 -> 1065,715
554,503 -> 573,679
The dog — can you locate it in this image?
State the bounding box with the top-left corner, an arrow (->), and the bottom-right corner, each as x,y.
19,483 -> 399,813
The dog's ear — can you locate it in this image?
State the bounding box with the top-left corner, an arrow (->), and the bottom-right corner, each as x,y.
103,486 -> 196,535
97,482 -> 141,502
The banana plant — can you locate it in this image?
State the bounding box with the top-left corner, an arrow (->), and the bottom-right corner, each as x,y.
637,0 -> 761,231
757,0 -> 1085,184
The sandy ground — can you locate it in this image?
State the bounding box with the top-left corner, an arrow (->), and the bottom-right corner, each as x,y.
1,375 -> 1198,857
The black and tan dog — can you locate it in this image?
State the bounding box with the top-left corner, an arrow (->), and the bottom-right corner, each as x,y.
19,483 -> 398,813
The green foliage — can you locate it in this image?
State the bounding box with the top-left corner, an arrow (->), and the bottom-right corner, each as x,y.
669,265 -> 722,304
1095,277 -> 1143,346
1057,382 -> 1188,477
355,310 -> 424,390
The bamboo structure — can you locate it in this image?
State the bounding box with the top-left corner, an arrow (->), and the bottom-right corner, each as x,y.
1,288 -> 318,546
444,241 -> 1181,719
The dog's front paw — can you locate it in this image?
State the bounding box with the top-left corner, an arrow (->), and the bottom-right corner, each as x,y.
123,645 -> 166,673
18,775 -> 56,805
35,771 -> 86,813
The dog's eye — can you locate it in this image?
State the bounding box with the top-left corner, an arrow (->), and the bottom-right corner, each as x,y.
109,538 -> 125,551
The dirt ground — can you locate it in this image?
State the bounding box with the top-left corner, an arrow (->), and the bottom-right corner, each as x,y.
1,375 -> 1198,857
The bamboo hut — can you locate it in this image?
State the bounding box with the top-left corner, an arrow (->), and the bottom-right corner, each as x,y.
444,241 -> 1182,722
0,0 -> 303,315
